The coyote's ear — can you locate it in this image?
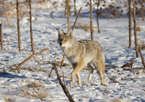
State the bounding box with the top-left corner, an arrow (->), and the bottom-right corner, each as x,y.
67,29 -> 73,37
58,28 -> 64,37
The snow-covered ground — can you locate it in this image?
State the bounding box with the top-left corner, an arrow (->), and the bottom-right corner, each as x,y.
0,0 -> 145,102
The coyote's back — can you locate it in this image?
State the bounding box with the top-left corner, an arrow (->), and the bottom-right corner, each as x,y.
57,28 -> 106,86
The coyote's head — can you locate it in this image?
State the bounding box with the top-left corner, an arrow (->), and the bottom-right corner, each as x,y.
57,28 -> 73,47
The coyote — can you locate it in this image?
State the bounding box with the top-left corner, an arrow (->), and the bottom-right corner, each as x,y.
57,28 -> 106,86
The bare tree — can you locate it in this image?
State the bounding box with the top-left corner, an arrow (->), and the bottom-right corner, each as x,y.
64,0 -> 67,17
96,0 -> 100,33
0,21 -> 3,49
16,0 -> 21,52
29,0 -> 35,54
3,0 -> 11,27
67,0 -> 70,30
133,0 -> 138,57
74,0 -> 77,15
90,0 -> 93,40
128,0 -> 132,48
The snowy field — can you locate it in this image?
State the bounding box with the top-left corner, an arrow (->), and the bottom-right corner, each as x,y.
0,0 -> 145,102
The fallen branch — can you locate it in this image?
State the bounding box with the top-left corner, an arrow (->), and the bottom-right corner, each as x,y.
123,67 -> 144,71
53,63 -> 75,102
16,48 -> 49,72
121,60 -> 134,69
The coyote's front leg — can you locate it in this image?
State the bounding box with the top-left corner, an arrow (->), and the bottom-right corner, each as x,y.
71,59 -> 84,85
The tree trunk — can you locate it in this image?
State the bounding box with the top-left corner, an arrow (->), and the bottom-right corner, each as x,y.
0,21 -> 3,49
74,0 -> 77,15
90,0 -> 93,40
96,0 -> 100,33
128,0 -> 132,48
29,0 -> 35,54
17,0 -> 21,52
133,0 -> 138,57
67,0 -> 70,30
64,0 -> 67,17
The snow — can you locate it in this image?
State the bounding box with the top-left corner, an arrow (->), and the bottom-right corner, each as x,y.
0,0 -> 145,102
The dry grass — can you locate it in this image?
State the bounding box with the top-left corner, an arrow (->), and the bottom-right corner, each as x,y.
3,95 -> 16,102
76,23 -> 98,32
110,98 -> 122,102
138,39 -> 145,50
18,81 -> 48,100
2,1 -> 29,18
21,66 -> 50,73
25,81 -> 45,88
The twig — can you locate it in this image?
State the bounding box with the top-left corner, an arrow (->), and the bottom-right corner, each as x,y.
138,46 -> 145,71
53,63 -> 75,102
0,21 -> 3,49
16,48 -> 49,72
49,66 -> 54,77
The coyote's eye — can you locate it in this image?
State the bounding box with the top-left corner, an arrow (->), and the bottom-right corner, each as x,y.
60,38 -> 62,42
